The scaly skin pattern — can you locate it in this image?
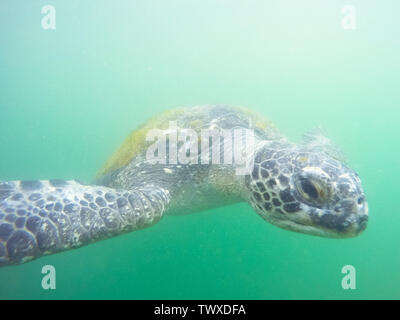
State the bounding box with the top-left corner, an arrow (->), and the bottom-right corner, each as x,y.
0,180 -> 169,266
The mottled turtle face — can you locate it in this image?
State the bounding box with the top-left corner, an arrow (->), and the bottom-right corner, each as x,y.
246,144 -> 368,238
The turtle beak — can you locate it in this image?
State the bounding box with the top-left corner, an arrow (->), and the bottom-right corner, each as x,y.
330,197 -> 369,238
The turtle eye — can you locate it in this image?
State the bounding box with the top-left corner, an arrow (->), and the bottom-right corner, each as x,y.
300,178 -> 318,199
296,176 -> 331,204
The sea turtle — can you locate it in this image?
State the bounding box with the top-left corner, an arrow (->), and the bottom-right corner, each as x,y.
0,105 -> 368,267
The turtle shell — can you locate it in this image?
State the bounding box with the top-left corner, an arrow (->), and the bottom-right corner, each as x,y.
97,105 -> 279,178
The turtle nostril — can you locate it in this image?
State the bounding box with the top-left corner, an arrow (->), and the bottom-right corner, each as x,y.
357,196 -> 365,205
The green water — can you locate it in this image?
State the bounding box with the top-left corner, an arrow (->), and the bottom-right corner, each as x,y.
0,0 -> 399,300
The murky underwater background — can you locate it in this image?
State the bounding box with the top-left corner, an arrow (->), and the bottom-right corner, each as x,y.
0,0 -> 399,299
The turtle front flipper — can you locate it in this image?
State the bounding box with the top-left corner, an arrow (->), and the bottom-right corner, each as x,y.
0,180 -> 170,267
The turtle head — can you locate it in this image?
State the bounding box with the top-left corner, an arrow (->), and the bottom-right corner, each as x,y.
246,138 -> 368,238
